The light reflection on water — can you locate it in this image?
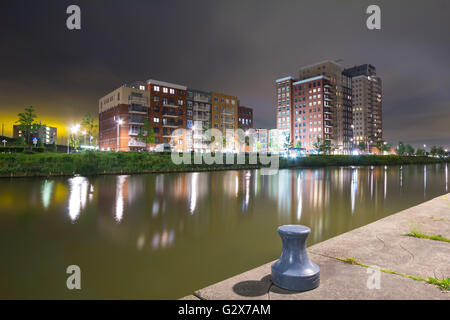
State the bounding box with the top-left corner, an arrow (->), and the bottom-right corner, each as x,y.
0,164 -> 448,299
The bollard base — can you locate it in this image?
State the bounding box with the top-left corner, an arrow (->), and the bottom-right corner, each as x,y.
271,265 -> 320,292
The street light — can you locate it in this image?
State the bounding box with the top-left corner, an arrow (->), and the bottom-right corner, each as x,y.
116,117 -> 123,152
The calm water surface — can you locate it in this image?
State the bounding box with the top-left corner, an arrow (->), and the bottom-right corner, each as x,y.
0,164 -> 448,299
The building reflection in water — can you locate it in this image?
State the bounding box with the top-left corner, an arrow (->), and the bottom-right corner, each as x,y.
151,229 -> 175,250
400,166 -> 403,188
424,165 -> 427,196
384,166 -> 387,200
41,180 -> 54,210
68,176 -> 89,222
188,172 -> 199,214
115,175 -> 129,223
446,163 -> 448,192
296,171 -> 303,221
351,168 -> 358,214
242,171 -> 251,212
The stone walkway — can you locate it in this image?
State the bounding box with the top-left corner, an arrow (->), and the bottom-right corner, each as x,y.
182,194 -> 450,300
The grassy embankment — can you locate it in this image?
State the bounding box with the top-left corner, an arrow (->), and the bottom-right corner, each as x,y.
0,152 -> 447,178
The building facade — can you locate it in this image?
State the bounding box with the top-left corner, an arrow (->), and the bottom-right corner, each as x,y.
211,92 -> 238,151
298,60 -> 353,154
99,80 -> 252,152
98,85 -> 150,151
187,89 -> 211,151
343,64 -> 382,149
146,79 -> 187,148
238,106 -> 253,131
276,60 -> 366,154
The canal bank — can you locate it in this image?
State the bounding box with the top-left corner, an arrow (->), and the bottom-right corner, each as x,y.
183,193 -> 450,300
0,152 -> 446,178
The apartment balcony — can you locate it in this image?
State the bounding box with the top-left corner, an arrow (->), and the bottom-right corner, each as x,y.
194,114 -> 210,121
193,105 -> 209,112
221,110 -> 234,116
128,130 -> 142,136
129,115 -> 145,125
222,119 -> 235,124
324,107 -> 333,114
162,112 -> 180,118
128,138 -> 146,148
128,105 -> 148,114
162,123 -> 179,128
162,103 -> 181,108
324,95 -> 333,101
324,121 -> 332,127
128,96 -> 148,105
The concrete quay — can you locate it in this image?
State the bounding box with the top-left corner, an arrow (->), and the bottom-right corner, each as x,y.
182,194 -> 450,300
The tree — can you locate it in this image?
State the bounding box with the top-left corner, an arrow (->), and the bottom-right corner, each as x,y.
313,137 -> 331,155
357,141 -> 367,153
430,146 -> 445,158
415,148 -> 425,156
137,119 -> 155,149
396,141 -> 406,156
405,144 -> 415,156
81,113 -> 98,146
15,106 -> 41,145
69,135 -> 80,150
295,141 -> 301,148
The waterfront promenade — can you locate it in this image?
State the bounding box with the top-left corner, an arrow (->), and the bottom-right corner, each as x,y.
182,193 -> 450,300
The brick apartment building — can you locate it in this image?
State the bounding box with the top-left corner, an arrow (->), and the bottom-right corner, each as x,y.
238,106 -> 253,131
99,80 -> 252,152
276,60 -> 380,154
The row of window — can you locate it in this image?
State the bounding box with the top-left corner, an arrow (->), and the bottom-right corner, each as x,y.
152,86 -> 184,96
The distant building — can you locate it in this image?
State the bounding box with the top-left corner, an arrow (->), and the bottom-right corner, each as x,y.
343,64 -> 382,148
13,124 -> 57,145
238,106 -> 253,131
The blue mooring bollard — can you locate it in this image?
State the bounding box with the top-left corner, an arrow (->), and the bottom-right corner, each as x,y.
271,225 -> 320,291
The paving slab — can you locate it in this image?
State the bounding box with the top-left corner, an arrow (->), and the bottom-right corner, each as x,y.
190,194 -> 450,300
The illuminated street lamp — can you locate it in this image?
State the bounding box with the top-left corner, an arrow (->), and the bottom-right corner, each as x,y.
116,117 -> 123,152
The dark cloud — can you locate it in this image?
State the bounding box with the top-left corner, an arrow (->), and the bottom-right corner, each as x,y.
0,0 -> 449,148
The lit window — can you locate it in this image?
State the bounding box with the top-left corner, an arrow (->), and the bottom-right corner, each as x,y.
154,86 -> 160,92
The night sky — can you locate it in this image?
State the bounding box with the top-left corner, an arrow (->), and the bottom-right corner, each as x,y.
0,0 -> 449,148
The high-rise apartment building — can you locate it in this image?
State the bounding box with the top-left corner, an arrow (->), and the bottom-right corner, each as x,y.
298,60 -> 353,154
343,64 -> 382,148
277,60 -> 358,154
